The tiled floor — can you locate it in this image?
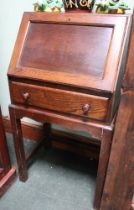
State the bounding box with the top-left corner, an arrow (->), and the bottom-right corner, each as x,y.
0,133 -> 98,210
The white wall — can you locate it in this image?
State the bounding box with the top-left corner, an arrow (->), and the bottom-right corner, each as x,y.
0,0 -> 134,116
0,0 -> 33,116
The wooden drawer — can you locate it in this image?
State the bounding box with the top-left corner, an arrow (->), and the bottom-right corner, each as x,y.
10,82 -> 109,121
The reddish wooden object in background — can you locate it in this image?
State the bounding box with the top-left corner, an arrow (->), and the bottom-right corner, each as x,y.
7,12 -> 131,209
0,107 -> 16,197
100,14 -> 134,210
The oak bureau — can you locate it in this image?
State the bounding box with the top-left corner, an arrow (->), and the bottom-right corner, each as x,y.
7,12 -> 131,209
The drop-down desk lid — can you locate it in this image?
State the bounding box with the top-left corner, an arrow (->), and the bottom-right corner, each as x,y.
8,12 -> 130,93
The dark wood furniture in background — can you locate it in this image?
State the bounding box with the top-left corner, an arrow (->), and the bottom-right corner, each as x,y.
100,14 -> 134,210
7,12 -> 131,209
0,107 -> 16,197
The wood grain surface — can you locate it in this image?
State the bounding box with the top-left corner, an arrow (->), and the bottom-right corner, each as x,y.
10,81 -> 109,121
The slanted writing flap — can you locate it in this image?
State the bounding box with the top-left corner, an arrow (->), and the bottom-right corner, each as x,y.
8,13 -> 129,92
19,23 -> 112,79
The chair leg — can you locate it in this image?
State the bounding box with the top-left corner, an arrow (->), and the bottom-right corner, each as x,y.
9,106 -> 28,182
93,129 -> 113,210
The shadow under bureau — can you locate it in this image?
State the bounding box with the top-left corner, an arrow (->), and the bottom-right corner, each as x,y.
7,12 -> 131,210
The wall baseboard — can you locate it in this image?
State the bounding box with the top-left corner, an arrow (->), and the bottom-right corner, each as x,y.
3,117 -> 44,141
3,116 -> 100,160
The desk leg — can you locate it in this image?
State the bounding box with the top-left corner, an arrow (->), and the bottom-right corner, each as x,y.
9,106 -> 28,182
93,129 -> 113,210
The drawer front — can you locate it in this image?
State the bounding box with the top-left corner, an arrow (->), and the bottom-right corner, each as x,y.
10,82 -> 109,121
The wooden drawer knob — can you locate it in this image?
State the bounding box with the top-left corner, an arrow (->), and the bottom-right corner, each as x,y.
22,92 -> 30,102
82,104 -> 90,114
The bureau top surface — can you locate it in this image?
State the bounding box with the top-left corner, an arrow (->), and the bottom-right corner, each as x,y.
8,12 -> 130,93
